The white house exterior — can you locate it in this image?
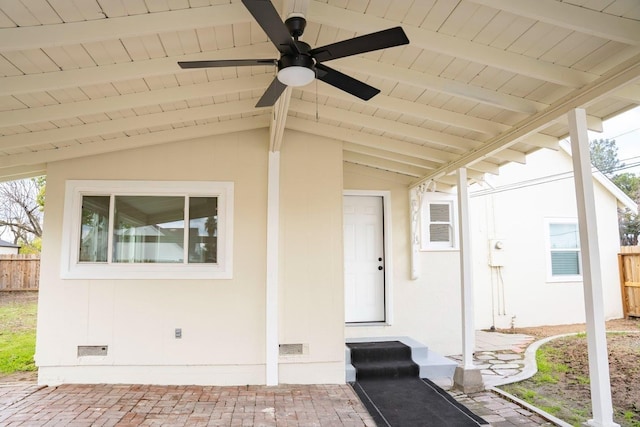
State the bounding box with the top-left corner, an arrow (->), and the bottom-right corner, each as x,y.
469,143 -> 637,330
0,239 -> 20,255
2,2 -> 640,424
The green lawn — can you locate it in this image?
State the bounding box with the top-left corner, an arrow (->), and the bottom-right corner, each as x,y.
0,296 -> 37,373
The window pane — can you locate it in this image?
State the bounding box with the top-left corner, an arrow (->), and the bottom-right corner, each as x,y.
113,196 -> 185,263
79,196 -> 110,262
188,197 -> 217,263
551,251 -> 580,275
430,224 -> 451,242
430,203 -> 450,222
549,223 -> 579,249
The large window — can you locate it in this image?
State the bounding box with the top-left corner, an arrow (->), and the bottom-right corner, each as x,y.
420,192 -> 458,251
545,219 -> 581,282
62,181 -> 233,279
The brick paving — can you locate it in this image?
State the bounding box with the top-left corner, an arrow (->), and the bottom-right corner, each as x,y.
0,383 -> 376,426
0,381 -> 560,426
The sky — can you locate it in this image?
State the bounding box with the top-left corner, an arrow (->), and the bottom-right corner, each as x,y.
587,106 -> 640,174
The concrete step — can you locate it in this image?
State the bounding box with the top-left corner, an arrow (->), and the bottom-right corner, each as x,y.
345,336 -> 457,386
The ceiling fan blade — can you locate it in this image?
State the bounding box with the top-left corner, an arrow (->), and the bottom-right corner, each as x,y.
178,59 -> 277,69
241,0 -> 298,54
315,63 -> 380,101
310,27 -> 409,63
255,76 -> 288,107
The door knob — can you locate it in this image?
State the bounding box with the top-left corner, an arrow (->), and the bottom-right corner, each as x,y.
378,266 -> 383,270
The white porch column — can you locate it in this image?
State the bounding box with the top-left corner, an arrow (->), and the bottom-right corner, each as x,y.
568,108 -> 619,427
266,151 -> 280,386
453,168 -> 483,393
457,167 -> 475,369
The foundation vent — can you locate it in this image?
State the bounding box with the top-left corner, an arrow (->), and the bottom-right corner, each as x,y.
77,345 -> 108,357
279,343 -> 305,356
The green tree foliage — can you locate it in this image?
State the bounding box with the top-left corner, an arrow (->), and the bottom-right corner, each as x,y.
590,140 -> 640,245
590,138 -> 623,176
612,173 -> 640,201
0,177 -> 45,253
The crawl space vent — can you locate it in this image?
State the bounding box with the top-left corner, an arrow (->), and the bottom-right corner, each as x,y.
77,345 -> 108,357
279,344 -> 304,356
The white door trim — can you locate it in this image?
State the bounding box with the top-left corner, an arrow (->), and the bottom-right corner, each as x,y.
343,190 -> 393,325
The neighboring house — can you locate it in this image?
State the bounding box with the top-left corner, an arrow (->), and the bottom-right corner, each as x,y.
468,142 -> 637,330
0,239 -> 20,255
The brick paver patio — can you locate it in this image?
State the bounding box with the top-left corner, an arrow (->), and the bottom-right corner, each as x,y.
0,383 -> 375,426
0,381 -> 557,426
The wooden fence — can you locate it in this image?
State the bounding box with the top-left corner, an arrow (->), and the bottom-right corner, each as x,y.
0,254 -> 40,291
619,246 -> 640,318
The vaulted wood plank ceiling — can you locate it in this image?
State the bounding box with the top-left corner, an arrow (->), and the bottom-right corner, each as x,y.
0,0 -> 639,188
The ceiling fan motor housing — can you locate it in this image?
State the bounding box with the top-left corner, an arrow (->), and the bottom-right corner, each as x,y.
278,40 -> 314,72
285,15 -> 306,39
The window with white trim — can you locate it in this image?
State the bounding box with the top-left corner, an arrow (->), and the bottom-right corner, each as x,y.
545,219 -> 581,282
420,192 -> 458,251
61,180 -> 233,279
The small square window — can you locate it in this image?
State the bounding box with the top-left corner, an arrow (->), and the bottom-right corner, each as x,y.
420,193 -> 458,251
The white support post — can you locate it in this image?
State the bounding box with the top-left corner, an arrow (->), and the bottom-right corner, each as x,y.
453,168 -> 483,393
457,168 -> 475,369
266,151 -> 280,386
568,108 -> 619,427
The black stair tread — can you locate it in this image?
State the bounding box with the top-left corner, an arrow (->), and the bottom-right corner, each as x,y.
348,341 -> 420,381
348,341 -> 413,364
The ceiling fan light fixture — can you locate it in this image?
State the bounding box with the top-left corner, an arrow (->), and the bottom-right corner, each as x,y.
277,66 -> 315,87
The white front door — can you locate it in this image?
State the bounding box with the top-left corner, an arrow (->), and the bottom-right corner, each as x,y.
344,195 -> 385,323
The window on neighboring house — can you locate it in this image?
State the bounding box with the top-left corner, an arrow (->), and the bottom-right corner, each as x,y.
420,193 -> 458,250
62,180 -> 233,279
546,219 -> 581,281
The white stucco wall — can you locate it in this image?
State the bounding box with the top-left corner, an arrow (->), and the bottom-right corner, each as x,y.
0,246 -> 19,255
278,130 -> 345,384
343,165 -> 463,357
36,128 -> 345,386
470,148 -> 624,330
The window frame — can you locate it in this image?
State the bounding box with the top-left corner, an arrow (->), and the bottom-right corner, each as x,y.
419,192 -> 458,251
544,218 -> 582,283
61,180 -> 234,279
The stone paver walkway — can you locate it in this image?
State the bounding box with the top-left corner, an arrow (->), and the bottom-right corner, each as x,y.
449,331 -> 536,387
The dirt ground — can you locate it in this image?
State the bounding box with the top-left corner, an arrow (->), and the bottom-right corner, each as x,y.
496,317 -> 640,339
498,318 -> 640,426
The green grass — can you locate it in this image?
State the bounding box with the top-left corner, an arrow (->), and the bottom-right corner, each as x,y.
0,298 -> 37,374
533,346 -> 563,384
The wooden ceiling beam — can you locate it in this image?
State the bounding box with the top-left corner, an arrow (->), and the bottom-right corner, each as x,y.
0,116 -> 269,170
0,99 -> 261,151
343,151 -> 428,177
0,43 -> 275,96
336,56 -> 545,114
301,84 -> 510,136
0,164 -> 47,183
0,3 -> 250,52
285,117 -> 499,175
0,74 -> 273,127
269,87 -> 292,152
308,1 -> 597,87
468,0 -> 640,46
288,98 -> 526,163
411,53 -> 640,188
